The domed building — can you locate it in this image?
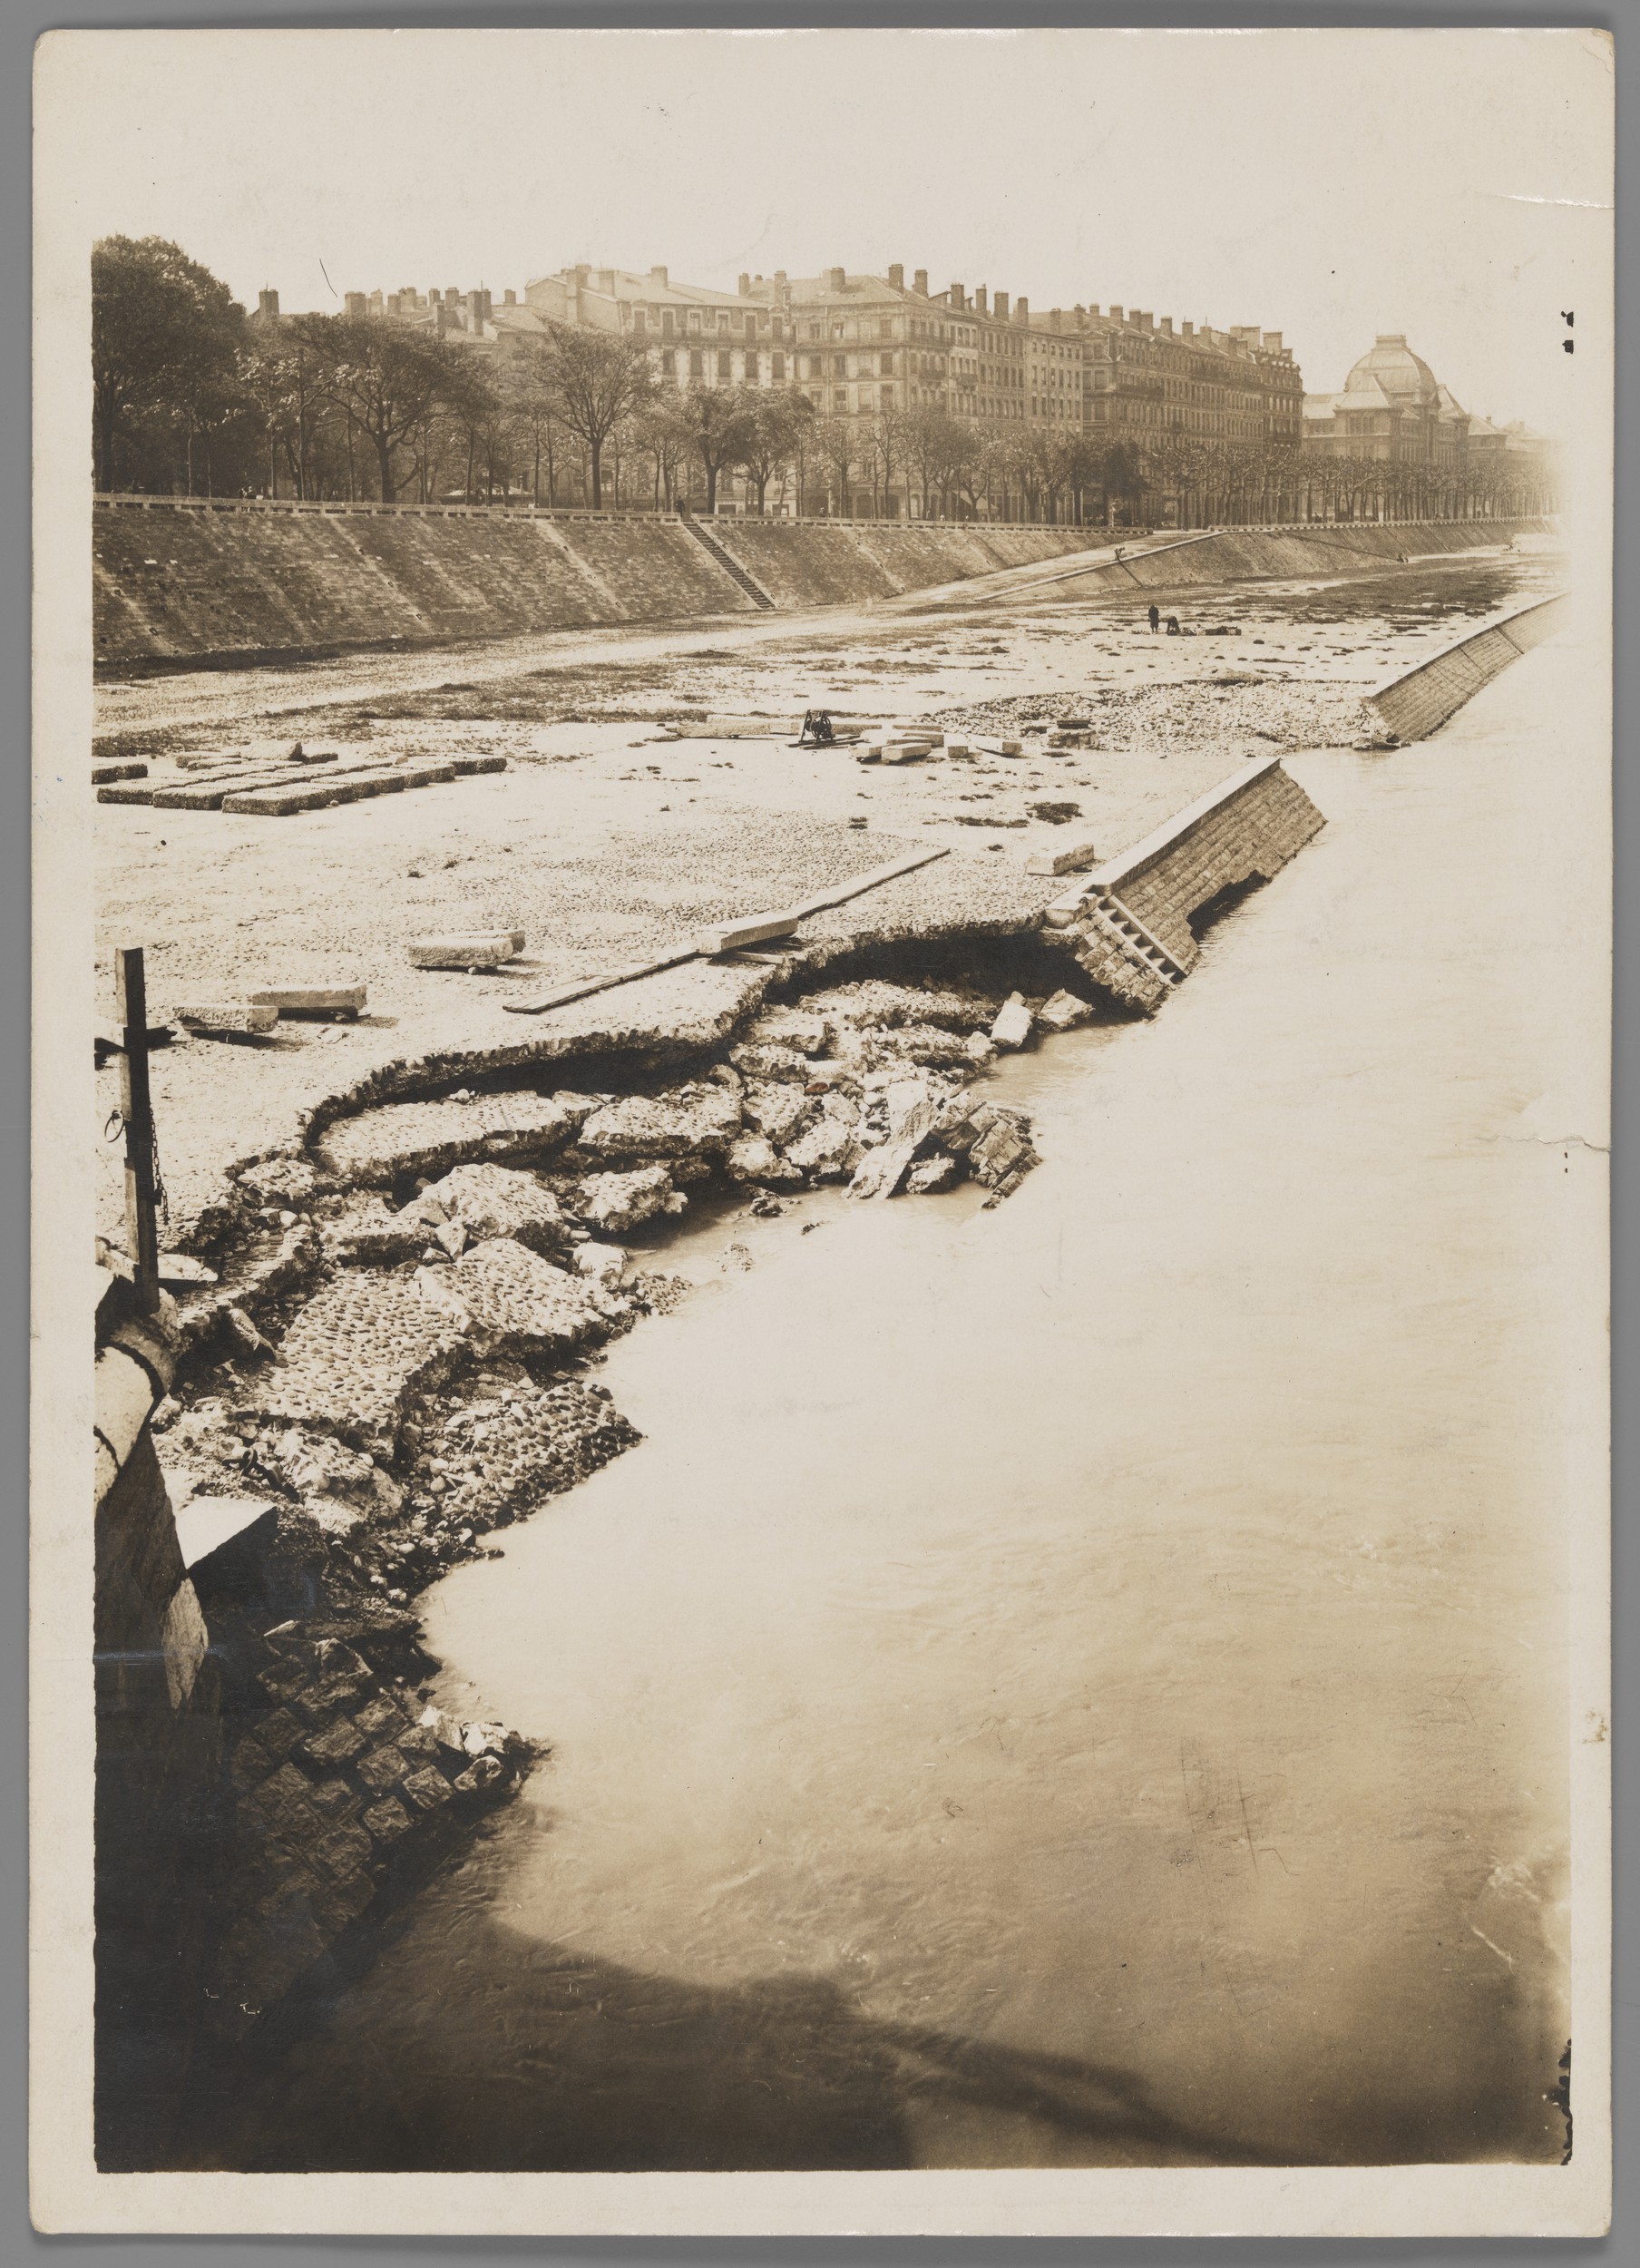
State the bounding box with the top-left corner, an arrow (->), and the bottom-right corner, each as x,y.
1303,334 -> 1469,466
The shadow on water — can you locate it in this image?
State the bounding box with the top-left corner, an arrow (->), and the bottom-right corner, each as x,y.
178,1897 -> 1299,2174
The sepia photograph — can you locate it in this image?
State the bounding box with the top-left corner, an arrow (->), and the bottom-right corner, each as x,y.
31,23 -> 1613,2239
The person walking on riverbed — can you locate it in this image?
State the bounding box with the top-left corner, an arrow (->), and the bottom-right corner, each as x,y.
1148,603 -> 1160,634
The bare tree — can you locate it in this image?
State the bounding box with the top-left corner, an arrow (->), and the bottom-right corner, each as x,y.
739,388 -> 815,514
674,383 -> 758,513
291,312 -> 451,501
543,322 -> 654,508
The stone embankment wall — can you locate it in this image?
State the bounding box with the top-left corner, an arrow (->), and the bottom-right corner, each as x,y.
1362,591 -> 1567,744
92,503 -> 1096,667
93,1278 -> 222,2165
1058,518 -> 1554,599
1047,755 -> 1327,1000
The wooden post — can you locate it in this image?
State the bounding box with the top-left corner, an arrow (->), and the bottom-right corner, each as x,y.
114,947 -> 161,1310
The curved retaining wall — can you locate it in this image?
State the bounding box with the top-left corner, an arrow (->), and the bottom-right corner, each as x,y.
1049,518 -> 1553,599
1362,591 -> 1567,744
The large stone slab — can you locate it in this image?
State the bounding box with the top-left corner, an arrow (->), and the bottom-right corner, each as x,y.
429,1237 -> 609,1355
239,1272 -> 472,1456
316,1090 -> 591,1186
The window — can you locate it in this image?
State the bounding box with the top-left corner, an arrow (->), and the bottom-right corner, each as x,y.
689,349 -> 704,378
745,353 -> 759,385
688,311 -> 700,332
661,309 -> 674,337
833,388 -> 847,410
745,313 -> 757,337
833,354 -> 846,376
632,308 -> 646,336
772,351 -> 786,381
718,314 -> 729,334
880,319 -> 893,339
806,356 -> 821,380
880,352 -> 893,375
718,350 -> 731,380
880,386 -> 894,409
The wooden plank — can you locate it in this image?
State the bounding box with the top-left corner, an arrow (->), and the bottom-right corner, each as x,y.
503,943 -> 701,1017
695,911 -> 801,956
786,846 -> 951,921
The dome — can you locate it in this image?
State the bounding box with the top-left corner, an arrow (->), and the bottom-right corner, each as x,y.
1342,335 -> 1439,407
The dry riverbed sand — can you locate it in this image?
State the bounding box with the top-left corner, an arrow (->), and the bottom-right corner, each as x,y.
94,556 -> 1557,1238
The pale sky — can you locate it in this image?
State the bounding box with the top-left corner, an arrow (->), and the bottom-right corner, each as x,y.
39,26 -> 1612,436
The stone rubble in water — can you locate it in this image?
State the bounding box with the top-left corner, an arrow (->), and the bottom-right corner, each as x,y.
576,1164 -> 676,1235
425,1236 -> 620,1352
990,992 -> 1035,1051
237,1271 -> 472,1457
1037,988 -> 1094,1032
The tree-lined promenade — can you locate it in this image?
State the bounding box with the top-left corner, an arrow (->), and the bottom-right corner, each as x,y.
93,238 -> 1559,528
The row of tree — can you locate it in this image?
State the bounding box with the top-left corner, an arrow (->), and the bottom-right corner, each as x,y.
93,237 -> 1557,526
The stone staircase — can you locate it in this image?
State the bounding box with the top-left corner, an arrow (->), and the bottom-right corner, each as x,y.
1081,890 -> 1190,987
680,515 -> 777,610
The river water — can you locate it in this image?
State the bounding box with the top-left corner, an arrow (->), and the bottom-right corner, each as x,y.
200,632 -> 1590,2174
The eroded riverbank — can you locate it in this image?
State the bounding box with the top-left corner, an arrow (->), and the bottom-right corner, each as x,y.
171,632 -> 1590,2174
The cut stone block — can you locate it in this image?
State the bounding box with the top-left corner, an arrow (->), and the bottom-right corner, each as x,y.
695,911 -> 800,956
317,1090 -> 590,1185
990,993 -> 1034,1051
409,930 -> 526,970
91,761 -> 147,785
579,1085 -> 743,1164
96,782 -> 158,805
238,1271 -> 471,1456
1037,989 -> 1093,1032
172,1002 -> 279,1036
248,982 -> 366,1018
1026,839 -> 1101,877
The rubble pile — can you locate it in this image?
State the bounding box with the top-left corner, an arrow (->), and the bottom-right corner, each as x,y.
930,680 -> 1377,758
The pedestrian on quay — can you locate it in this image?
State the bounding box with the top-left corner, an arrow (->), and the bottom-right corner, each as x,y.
1148,602 -> 1160,634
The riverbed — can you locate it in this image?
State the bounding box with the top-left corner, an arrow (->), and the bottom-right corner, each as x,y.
190,632 -> 1587,2173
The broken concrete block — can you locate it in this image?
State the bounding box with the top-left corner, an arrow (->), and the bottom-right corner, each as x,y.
409,931 -> 526,971
847,1089 -> 939,1201
239,1273 -> 471,1456
1037,989 -> 1093,1033
172,1002 -> 279,1037
741,1081 -> 817,1147
695,911 -> 801,956
578,1165 -> 675,1235
579,1086 -> 742,1164
781,1115 -> 861,1181
727,1134 -> 804,1187
729,1041 -> 812,1085
964,1031 -> 997,1067
573,1244 -> 627,1289
990,993 -> 1034,1051
906,1154 -> 962,1196
398,1163 -> 571,1256
248,982 -> 366,1018
430,1237 -> 607,1356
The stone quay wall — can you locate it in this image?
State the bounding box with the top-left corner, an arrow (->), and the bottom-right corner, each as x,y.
92,501 -> 1097,668
1062,517 -> 1555,600
1362,591 -> 1567,745
1105,758 -> 1330,969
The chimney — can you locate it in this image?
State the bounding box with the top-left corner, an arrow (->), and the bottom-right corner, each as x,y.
1262,331 -> 1283,351
974,285 -> 988,314
574,264 -> 591,287
1049,308 -> 1062,332
504,288 -> 516,308
1013,296 -> 1029,323
993,290 -> 1009,320
776,269 -> 786,283
823,266 -> 844,294
257,288 -> 279,319
344,291 -> 366,320
913,268 -> 928,295
1136,311 -> 1152,331
1181,320 -> 1194,338
888,263 -> 903,290
1159,317 -> 1173,335
950,283 -> 965,310
467,290 -> 485,334
1108,306 -> 1124,322
386,293 -> 401,318
649,265 -> 669,288
738,272 -> 751,297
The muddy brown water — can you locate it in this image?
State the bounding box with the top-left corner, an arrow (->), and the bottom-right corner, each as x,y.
187,631 -> 1582,2175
